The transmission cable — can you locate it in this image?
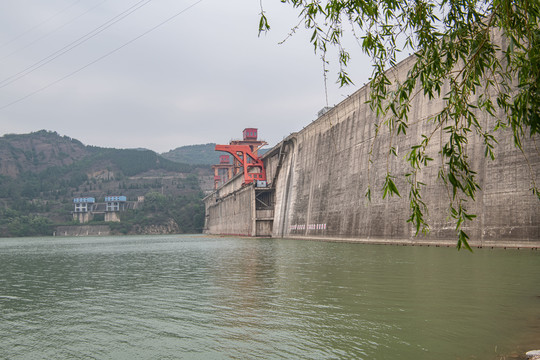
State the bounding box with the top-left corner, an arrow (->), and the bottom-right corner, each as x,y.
0,0 -> 109,64
0,0 -> 153,89
0,0 -> 82,50
0,0 -> 204,111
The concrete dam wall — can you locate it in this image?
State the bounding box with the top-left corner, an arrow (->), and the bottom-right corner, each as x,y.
204,46 -> 539,247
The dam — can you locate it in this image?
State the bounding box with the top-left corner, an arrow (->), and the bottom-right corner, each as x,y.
204,43 -> 539,248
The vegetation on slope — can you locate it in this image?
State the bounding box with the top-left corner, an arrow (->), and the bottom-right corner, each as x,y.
0,131 -> 211,237
108,192 -> 205,235
161,143 -> 220,165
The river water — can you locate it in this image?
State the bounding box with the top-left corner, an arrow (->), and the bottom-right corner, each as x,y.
0,235 -> 539,359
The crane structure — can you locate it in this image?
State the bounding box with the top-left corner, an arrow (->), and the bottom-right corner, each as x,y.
214,144 -> 266,186
212,155 -> 234,189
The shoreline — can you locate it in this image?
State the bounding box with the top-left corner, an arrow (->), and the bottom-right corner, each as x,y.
212,233 -> 540,249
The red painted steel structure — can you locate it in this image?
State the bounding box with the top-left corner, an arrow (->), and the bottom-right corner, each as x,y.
215,144 -> 266,185
219,155 -> 230,164
243,128 -> 258,140
212,155 -> 234,189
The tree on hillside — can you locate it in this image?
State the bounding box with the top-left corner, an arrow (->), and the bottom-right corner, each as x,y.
260,0 -> 539,250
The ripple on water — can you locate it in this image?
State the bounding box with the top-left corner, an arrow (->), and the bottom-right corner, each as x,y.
0,236 -> 539,359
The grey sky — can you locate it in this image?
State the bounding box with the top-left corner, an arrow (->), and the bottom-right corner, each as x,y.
0,0 -> 371,152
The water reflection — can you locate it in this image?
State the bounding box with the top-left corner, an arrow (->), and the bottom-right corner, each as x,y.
0,236 -> 538,359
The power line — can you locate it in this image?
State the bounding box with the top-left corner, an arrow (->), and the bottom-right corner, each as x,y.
0,0 -> 109,64
0,0 -> 82,50
0,0 -> 153,89
0,0 -> 204,111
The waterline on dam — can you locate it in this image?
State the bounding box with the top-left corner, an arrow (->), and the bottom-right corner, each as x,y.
1,234 -> 538,359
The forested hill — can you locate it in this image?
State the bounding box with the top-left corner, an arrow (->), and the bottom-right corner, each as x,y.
161,143 -> 219,165
0,130 -> 212,237
162,143 -> 270,165
0,130 -> 195,179
0,130 -> 88,178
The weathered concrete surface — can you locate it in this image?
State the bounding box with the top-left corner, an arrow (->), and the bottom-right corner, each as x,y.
266,95 -> 539,246
55,225 -> 110,236
204,174 -> 254,236
105,212 -> 120,222
266,95 -> 538,246
204,170 -> 275,237
205,32 -> 540,247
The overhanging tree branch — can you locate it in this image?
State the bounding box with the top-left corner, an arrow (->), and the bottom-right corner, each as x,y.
259,0 -> 540,249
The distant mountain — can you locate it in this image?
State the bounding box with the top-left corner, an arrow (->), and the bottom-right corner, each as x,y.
0,130 -> 212,237
0,130 -> 89,177
162,143 -> 270,165
161,143 -> 219,165
0,130 -> 202,179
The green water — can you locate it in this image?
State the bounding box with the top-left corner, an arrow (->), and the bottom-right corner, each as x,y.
0,235 -> 538,359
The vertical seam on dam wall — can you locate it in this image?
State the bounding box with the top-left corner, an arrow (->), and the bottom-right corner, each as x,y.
277,143 -> 296,237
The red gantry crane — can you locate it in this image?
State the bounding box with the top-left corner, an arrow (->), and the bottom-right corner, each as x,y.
214,128 -> 267,187
214,144 -> 266,185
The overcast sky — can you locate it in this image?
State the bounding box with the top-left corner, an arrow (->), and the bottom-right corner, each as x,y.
0,0 -> 372,153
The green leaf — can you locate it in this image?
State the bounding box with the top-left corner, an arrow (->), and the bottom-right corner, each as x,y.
456,230 -> 473,252
382,174 -> 401,199
258,14 -> 270,35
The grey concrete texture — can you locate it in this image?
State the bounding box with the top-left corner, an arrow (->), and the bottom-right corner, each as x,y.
205,178 -> 254,236
205,31 -> 539,247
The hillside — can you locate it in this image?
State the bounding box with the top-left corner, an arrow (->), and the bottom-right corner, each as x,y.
162,143 -> 271,165
0,131 -> 213,237
0,130 -> 89,177
161,143 -> 219,165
